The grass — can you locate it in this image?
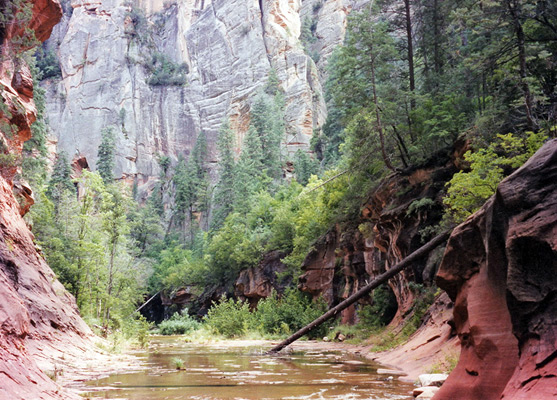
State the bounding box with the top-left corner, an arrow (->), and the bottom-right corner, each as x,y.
172,357 -> 185,370
427,350 -> 460,374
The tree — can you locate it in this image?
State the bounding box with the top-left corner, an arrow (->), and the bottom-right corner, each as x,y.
250,92 -> 284,180
293,149 -> 318,185
46,151 -> 74,205
101,184 -> 130,328
97,127 -> 116,184
233,126 -> 267,213
211,120 -> 237,230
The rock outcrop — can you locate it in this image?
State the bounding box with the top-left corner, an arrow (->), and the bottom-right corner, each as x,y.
434,139 -> 557,400
42,0 -> 362,193
298,144 -> 463,324
235,250 -> 290,307
1,1 -> 98,398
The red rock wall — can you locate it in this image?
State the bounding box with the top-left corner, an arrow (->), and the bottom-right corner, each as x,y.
0,1 -> 97,399
434,139 -> 557,400
298,144 -> 463,324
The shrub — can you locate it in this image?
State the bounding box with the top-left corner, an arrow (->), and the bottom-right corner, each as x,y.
203,297 -> 253,338
444,131 -> 547,222
358,285 -> 398,328
158,309 -> 201,335
146,52 -> 188,86
254,288 -> 328,339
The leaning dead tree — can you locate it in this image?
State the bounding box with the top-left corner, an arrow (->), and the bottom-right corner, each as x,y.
268,230 -> 451,354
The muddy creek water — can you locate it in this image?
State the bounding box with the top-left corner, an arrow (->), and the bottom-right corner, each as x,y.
83,336 -> 413,400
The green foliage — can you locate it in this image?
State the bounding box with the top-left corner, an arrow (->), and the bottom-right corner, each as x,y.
357,286 -> 398,329
22,56 -> 48,187
406,197 -> 435,217
158,310 -> 201,335
293,150 -> 318,185
250,92 -> 285,180
444,131 -> 547,222
146,52 -> 188,86
46,151 -> 74,203
211,121 -> 237,230
254,289 -> 328,338
97,127 -> 116,184
172,357 -> 185,370
203,297 -> 253,338
34,47 -> 61,80
0,0 -> 38,56
150,245 -> 208,291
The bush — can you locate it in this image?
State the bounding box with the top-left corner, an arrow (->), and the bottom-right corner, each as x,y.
35,48 -> 61,80
146,52 -> 188,86
158,309 -> 201,335
444,131 -> 547,222
254,288 -> 328,339
358,285 -> 398,328
203,297 -> 253,338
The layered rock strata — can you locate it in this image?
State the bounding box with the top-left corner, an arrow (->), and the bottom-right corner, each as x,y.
0,1 -> 98,398
434,139 -> 557,400
298,144 -> 464,324
42,0 -> 363,192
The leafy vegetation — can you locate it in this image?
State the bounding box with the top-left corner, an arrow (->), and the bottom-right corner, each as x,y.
444,131 -> 548,222
158,310 -> 201,335
19,0 -> 556,349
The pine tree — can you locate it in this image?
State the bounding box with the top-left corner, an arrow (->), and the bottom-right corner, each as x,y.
46,151 -> 74,203
211,121 -> 237,230
234,126 -> 267,213
294,149 -> 318,186
97,127 -> 116,184
250,93 -> 284,180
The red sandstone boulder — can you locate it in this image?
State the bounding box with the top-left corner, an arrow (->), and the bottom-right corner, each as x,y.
434,139 -> 557,400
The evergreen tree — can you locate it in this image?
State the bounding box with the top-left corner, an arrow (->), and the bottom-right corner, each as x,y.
97,127 -> 116,184
234,126 -> 267,213
46,151 -> 74,203
250,93 -> 284,180
293,149 -> 318,186
211,120 -> 237,230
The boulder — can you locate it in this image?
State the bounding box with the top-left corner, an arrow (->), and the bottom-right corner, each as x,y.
418,373 -> 448,387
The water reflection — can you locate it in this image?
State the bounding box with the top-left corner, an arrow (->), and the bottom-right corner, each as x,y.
82,337 -> 413,399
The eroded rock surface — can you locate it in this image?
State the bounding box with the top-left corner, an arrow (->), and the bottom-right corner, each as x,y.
434,139 -> 557,400
42,0 -> 364,193
298,144 -> 463,323
0,2 -> 100,398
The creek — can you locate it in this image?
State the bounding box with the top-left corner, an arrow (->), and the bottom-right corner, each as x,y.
82,336 -> 413,399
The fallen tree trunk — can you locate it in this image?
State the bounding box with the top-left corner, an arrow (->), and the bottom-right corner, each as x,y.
268,230 -> 451,354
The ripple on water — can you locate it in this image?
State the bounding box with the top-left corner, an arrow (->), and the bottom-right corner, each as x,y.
82,337 -> 413,400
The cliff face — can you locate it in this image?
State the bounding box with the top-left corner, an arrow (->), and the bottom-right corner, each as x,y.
434,139 -> 557,400
297,145 -> 462,324
1,2 -> 95,399
43,0 -> 359,192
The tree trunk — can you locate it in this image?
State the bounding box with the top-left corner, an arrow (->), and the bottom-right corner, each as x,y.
506,0 -> 536,130
370,45 -> 395,171
268,230 -> 451,354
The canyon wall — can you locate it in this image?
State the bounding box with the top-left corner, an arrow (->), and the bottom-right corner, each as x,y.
1,2 -> 96,399
297,144 -> 464,324
43,0 -> 360,193
434,139 -> 557,400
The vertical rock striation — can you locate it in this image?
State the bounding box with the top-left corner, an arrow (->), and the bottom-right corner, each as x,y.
434,139 -> 557,400
42,0 -> 361,191
1,2 -> 96,398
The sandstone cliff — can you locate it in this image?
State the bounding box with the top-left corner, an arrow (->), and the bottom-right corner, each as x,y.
42,0 -> 361,193
434,139 -> 557,400
297,144 -> 464,325
1,2 -> 98,399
